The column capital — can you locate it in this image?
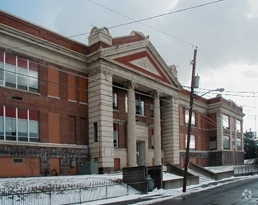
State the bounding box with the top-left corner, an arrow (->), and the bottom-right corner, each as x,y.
150,90 -> 162,98
124,81 -> 138,90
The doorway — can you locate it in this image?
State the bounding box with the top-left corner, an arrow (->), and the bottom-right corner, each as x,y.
136,141 -> 145,166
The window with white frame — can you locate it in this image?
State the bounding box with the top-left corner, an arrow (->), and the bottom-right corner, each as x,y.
136,100 -> 145,116
0,106 -> 39,142
185,108 -> 196,126
185,134 -> 196,150
236,120 -> 241,132
223,135 -> 230,149
0,52 -> 39,92
223,114 -> 229,129
113,123 -> 119,147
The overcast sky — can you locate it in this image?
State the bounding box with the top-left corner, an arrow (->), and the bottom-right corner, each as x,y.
1,0 -> 258,132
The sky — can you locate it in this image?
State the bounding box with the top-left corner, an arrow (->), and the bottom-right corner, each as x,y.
1,0 -> 258,132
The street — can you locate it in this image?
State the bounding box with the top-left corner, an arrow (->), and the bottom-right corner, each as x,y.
105,176 -> 258,205
152,177 -> 258,205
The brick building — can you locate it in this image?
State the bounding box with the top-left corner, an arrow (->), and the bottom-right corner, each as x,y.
0,10 -> 244,177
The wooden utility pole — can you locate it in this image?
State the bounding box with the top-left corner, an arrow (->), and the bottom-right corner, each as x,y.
182,47 -> 197,192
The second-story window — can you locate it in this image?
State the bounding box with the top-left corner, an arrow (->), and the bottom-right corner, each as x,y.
223,114 -> 229,129
236,119 -> 241,132
136,100 -> 145,116
113,92 -> 118,110
125,95 -> 128,113
150,104 -> 154,118
0,52 -> 39,93
185,108 -> 196,126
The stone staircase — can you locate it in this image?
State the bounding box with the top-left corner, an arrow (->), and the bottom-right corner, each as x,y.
188,168 -> 214,184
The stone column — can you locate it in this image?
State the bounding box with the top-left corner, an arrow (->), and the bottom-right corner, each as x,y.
126,81 -> 137,167
162,96 -> 179,165
216,111 -> 224,151
153,91 -> 162,165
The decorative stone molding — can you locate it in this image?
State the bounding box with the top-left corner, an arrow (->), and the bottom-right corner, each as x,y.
150,90 -> 162,98
124,81 -> 138,90
129,57 -> 160,76
88,27 -> 112,47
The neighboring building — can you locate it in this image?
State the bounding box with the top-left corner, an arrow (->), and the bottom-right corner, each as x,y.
179,90 -> 244,167
0,10 -> 244,177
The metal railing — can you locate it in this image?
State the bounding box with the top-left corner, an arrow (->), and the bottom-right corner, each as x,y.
0,179 -> 139,205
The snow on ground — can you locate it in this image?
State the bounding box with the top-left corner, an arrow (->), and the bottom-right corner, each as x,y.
84,174 -> 258,205
204,165 -> 234,173
0,173 -> 123,191
0,167 -> 256,205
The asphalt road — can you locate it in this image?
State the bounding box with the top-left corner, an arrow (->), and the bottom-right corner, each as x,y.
152,177 -> 258,205
105,177 -> 258,205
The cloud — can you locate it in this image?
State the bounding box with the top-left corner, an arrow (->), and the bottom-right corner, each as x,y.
247,0 -> 258,19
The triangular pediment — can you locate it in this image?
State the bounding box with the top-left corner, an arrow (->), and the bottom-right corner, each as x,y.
113,51 -> 172,84
129,56 -> 161,76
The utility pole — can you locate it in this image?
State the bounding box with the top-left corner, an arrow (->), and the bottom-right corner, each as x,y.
182,47 -> 197,192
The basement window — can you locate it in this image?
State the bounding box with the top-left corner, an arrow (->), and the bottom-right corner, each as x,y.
13,158 -> 23,163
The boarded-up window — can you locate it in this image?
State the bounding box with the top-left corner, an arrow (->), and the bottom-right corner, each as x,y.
68,73 -> 76,101
79,77 -> 87,103
48,66 -> 59,97
48,113 -> 59,143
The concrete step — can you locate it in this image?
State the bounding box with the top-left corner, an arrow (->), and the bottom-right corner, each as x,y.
188,168 -> 214,184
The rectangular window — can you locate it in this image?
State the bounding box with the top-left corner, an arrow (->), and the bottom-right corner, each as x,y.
18,109 -> 28,141
28,61 -> 39,92
5,107 -> 16,141
68,73 -> 76,101
209,136 -> 217,150
48,66 -> 59,97
0,52 -> 39,92
150,104 -> 154,118
94,122 -> 98,142
29,111 -> 39,142
0,51 -> 4,85
0,106 -> 39,142
79,77 -> 87,103
136,100 -> 145,116
223,114 -> 229,129
185,108 -> 196,126
223,136 -> 230,149
13,158 -> 24,163
113,92 -> 118,110
113,123 -> 119,147
17,57 -> 28,91
135,94 -> 145,116
236,120 -> 241,132
125,95 -> 128,113
185,134 -> 196,150
236,138 -> 242,150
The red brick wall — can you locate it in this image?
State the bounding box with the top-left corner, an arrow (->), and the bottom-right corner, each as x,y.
0,11 -> 88,54
48,112 -> 60,143
50,158 -> 60,175
0,157 -> 40,177
0,50 -> 89,146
